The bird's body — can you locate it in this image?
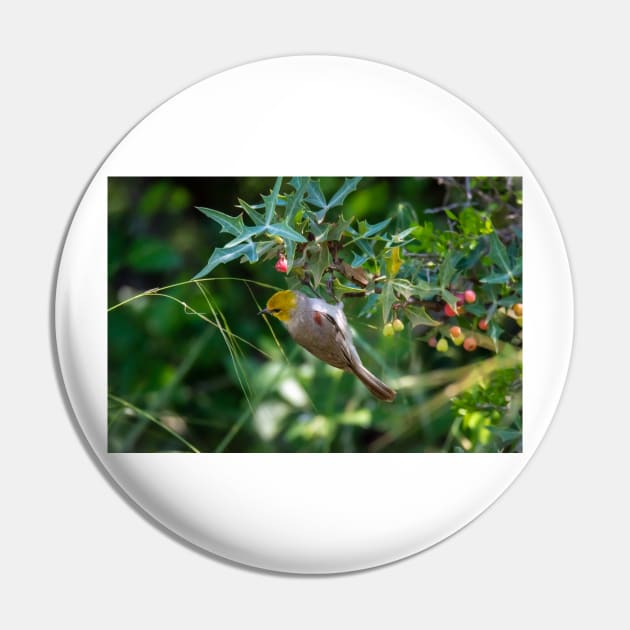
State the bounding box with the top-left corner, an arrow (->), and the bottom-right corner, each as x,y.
260,290 -> 396,402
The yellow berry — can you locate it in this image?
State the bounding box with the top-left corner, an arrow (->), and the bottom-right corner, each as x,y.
436,338 -> 448,352
383,323 -> 394,337
392,318 -> 405,332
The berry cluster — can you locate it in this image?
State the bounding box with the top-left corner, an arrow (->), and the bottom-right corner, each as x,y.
383,318 -> 405,336
384,285 -> 522,356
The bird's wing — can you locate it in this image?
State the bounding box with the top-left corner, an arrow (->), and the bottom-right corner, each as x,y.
317,308 -> 356,368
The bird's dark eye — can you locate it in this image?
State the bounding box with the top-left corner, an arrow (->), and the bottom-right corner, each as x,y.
271,308 -> 280,313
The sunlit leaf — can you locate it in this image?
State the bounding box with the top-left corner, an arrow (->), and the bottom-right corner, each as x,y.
334,409 -> 371,427
386,246 -> 403,277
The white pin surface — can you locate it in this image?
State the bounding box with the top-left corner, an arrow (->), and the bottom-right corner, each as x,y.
55,56 -> 572,573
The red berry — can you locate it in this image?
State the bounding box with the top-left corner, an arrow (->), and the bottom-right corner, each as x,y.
449,325 -> 462,338
464,290 -> 476,304
478,319 -> 489,331
428,337 -> 438,348
274,253 -> 288,273
463,337 -> 477,352
444,303 -> 460,317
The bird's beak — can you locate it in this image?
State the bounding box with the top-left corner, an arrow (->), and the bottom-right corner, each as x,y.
258,307 -> 269,316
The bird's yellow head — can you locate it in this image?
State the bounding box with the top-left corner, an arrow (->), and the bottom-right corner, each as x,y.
259,290 -> 298,322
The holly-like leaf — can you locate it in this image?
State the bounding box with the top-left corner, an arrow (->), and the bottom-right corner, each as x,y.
266,222 -> 308,243
351,251 -> 369,267
404,305 -> 441,327
223,225 -> 267,248
480,271 -> 513,284
305,177 -> 362,223
438,251 -> 463,288
305,180 -> 327,209
457,243 -> 485,270
256,240 -> 277,260
381,280 -> 395,324
196,207 -> 244,236
193,241 -> 258,279
328,215 -> 355,241
439,288 -> 460,310
285,238 -> 297,272
327,177 -> 362,209
310,245 -> 331,288
286,177 -> 310,224
487,232 -> 513,280
236,198 -> 265,226
486,320 -> 504,351
359,217 -> 391,238
263,177 -> 283,225
354,238 -> 375,260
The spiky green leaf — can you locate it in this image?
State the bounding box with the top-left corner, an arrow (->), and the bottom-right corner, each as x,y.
266,222 -> 308,243
196,207 -> 244,236
193,241 -> 258,279
327,177 -> 362,209
236,198 -> 265,226
263,177 -> 283,225
404,305 -> 441,327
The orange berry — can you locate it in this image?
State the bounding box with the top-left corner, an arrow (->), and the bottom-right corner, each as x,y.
463,337 -> 477,352
513,303 -> 523,317
449,325 -> 462,338
478,319 -> 489,331
464,290 -> 476,304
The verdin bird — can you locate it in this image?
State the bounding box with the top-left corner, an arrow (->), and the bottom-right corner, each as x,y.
259,290 -> 396,402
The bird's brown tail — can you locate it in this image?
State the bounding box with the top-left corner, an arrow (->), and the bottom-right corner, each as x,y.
352,363 -> 396,402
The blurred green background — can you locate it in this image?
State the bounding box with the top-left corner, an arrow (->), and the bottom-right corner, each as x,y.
108,177 -> 521,453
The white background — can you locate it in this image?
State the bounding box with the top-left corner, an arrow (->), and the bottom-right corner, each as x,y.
1,1 -> 628,628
